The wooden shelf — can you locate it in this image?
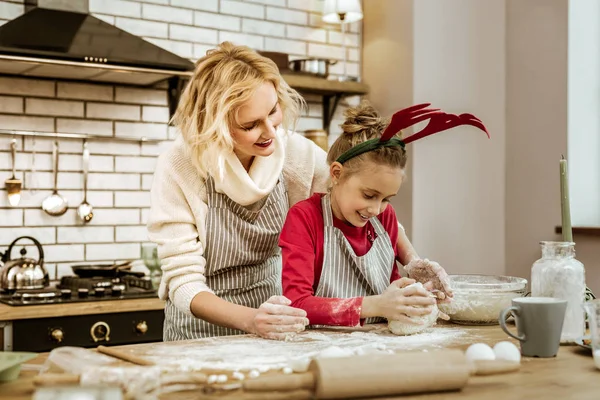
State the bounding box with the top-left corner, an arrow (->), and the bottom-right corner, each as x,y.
554,226 -> 600,236
281,73 -> 369,96
281,73 -> 370,132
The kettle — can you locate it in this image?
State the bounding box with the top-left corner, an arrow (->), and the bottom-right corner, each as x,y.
0,236 -> 48,291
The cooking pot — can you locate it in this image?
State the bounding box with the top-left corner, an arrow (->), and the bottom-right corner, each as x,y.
289,58 -> 337,78
0,236 -> 48,291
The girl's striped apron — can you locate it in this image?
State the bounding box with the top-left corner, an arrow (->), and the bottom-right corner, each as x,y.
315,193 -> 396,324
163,175 -> 288,340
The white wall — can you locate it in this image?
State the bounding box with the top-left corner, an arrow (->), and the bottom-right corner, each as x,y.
411,0 -> 506,275
568,0 -> 600,226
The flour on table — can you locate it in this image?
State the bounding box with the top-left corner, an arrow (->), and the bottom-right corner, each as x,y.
139,325 -> 468,372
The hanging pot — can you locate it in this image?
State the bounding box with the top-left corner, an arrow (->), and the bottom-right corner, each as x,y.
0,236 -> 48,291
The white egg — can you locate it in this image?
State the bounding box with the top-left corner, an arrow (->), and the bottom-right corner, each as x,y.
465,343 -> 496,362
493,341 -> 521,363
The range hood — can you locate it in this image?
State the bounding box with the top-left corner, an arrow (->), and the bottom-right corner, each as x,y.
0,0 -> 195,86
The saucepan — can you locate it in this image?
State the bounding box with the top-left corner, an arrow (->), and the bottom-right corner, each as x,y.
71,262 -> 143,278
289,58 -> 337,78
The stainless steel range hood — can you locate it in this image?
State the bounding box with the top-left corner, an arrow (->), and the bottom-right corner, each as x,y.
0,0 -> 195,86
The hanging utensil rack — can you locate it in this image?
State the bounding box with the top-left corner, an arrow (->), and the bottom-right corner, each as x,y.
0,129 -> 163,143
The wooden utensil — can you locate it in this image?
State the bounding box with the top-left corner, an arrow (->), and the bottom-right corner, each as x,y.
5,139 -> 22,206
243,350 -> 520,399
96,345 -> 155,366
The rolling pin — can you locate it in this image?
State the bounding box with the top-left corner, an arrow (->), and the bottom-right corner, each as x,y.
243,349 -> 520,399
96,345 -> 155,366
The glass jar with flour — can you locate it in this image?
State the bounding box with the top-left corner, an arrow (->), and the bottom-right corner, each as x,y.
531,241 -> 586,343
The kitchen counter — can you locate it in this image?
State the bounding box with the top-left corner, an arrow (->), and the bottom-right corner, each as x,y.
1,323 -> 598,399
0,298 -> 165,321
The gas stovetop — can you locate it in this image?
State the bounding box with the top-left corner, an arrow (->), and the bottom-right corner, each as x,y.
0,275 -> 157,306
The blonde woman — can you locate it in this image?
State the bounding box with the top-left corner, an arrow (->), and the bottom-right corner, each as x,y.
149,42 -> 451,341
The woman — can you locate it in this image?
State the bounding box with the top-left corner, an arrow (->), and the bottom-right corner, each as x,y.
148,42 -> 451,341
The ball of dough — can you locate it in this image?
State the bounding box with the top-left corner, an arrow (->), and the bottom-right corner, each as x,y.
388,282 -> 439,336
493,341 -> 521,363
465,343 -> 496,362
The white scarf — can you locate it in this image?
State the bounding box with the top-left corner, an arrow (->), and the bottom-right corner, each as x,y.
212,130 -> 287,206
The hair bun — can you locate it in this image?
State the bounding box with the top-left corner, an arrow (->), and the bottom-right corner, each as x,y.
340,101 -> 388,140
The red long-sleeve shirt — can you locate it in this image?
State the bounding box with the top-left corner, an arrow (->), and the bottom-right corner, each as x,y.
280,193 -> 401,326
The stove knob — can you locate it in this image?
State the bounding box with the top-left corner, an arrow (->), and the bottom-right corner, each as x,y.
135,321 -> 148,335
50,328 -> 64,343
60,289 -> 72,299
111,284 -> 125,296
78,288 -> 89,298
94,288 -> 106,297
90,321 -> 110,343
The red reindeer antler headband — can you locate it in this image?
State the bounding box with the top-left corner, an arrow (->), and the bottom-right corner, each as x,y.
335,103 -> 490,164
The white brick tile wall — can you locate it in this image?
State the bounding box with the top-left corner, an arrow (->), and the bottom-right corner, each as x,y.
86,243 -> 140,261
0,208 -> 23,226
58,226 -> 114,244
87,173 -> 141,190
0,95 -> 23,113
221,0 -> 265,19
194,11 -> 240,31
0,1 -> 23,19
0,227 -> 55,245
0,77 -> 54,97
287,0 -> 322,13
89,0 -> 141,18
144,38 -> 194,59
264,37 -> 306,56
87,103 -> 141,121
219,31 -> 264,50
286,25 -> 327,43
26,99 -> 84,118
242,19 -> 285,38
57,82 -> 114,101
44,244 -> 85,263
115,191 -> 151,207
0,1 -> 361,276
266,6 -> 307,25
169,24 -> 218,44
141,106 -> 170,123
116,225 -> 149,242
0,115 -> 54,132
115,121 -> 168,140
115,87 -> 167,105
142,4 -> 193,24
115,156 -> 157,173
88,209 -> 140,226
56,119 -> 113,136
170,0 -> 218,12
141,174 -> 154,190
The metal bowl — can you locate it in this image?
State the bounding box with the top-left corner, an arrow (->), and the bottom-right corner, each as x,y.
439,274 -> 528,325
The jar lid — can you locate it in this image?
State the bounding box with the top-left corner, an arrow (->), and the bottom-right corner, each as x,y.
448,274 -> 527,292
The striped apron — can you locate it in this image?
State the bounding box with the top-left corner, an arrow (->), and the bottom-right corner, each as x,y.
315,194 -> 396,324
163,175 -> 288,340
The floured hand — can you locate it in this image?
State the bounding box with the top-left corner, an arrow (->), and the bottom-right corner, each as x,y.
251,296 -> 309,341
404,258 -> 453,303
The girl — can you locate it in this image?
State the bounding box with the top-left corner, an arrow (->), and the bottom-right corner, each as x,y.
280,102 -> 488,326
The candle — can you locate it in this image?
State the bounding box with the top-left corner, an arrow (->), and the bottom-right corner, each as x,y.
560,155 -> 573,242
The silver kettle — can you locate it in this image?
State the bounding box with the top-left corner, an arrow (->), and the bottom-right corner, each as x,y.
0,236 -> 48,291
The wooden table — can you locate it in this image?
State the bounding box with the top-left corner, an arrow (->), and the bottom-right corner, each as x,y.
1,323 -> 598,400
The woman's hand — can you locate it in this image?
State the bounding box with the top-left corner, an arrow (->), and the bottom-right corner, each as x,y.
362,278 -> 436,324
250,296 -> 309,340
403,259 -> 453,302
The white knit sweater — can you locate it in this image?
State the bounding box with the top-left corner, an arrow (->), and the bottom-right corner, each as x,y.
147,130 -> 330,316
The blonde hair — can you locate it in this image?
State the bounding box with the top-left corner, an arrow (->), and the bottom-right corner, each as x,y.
327,101 -> 407,178
173,42 -> 305,179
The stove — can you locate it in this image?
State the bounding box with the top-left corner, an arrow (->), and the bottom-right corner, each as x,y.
0,275 -> 157,306
1,275 -> 164,352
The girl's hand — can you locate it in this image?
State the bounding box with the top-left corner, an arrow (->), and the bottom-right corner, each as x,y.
373,278 -> 436,323
404,259 -> 453,302
251,296 -> 309,340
